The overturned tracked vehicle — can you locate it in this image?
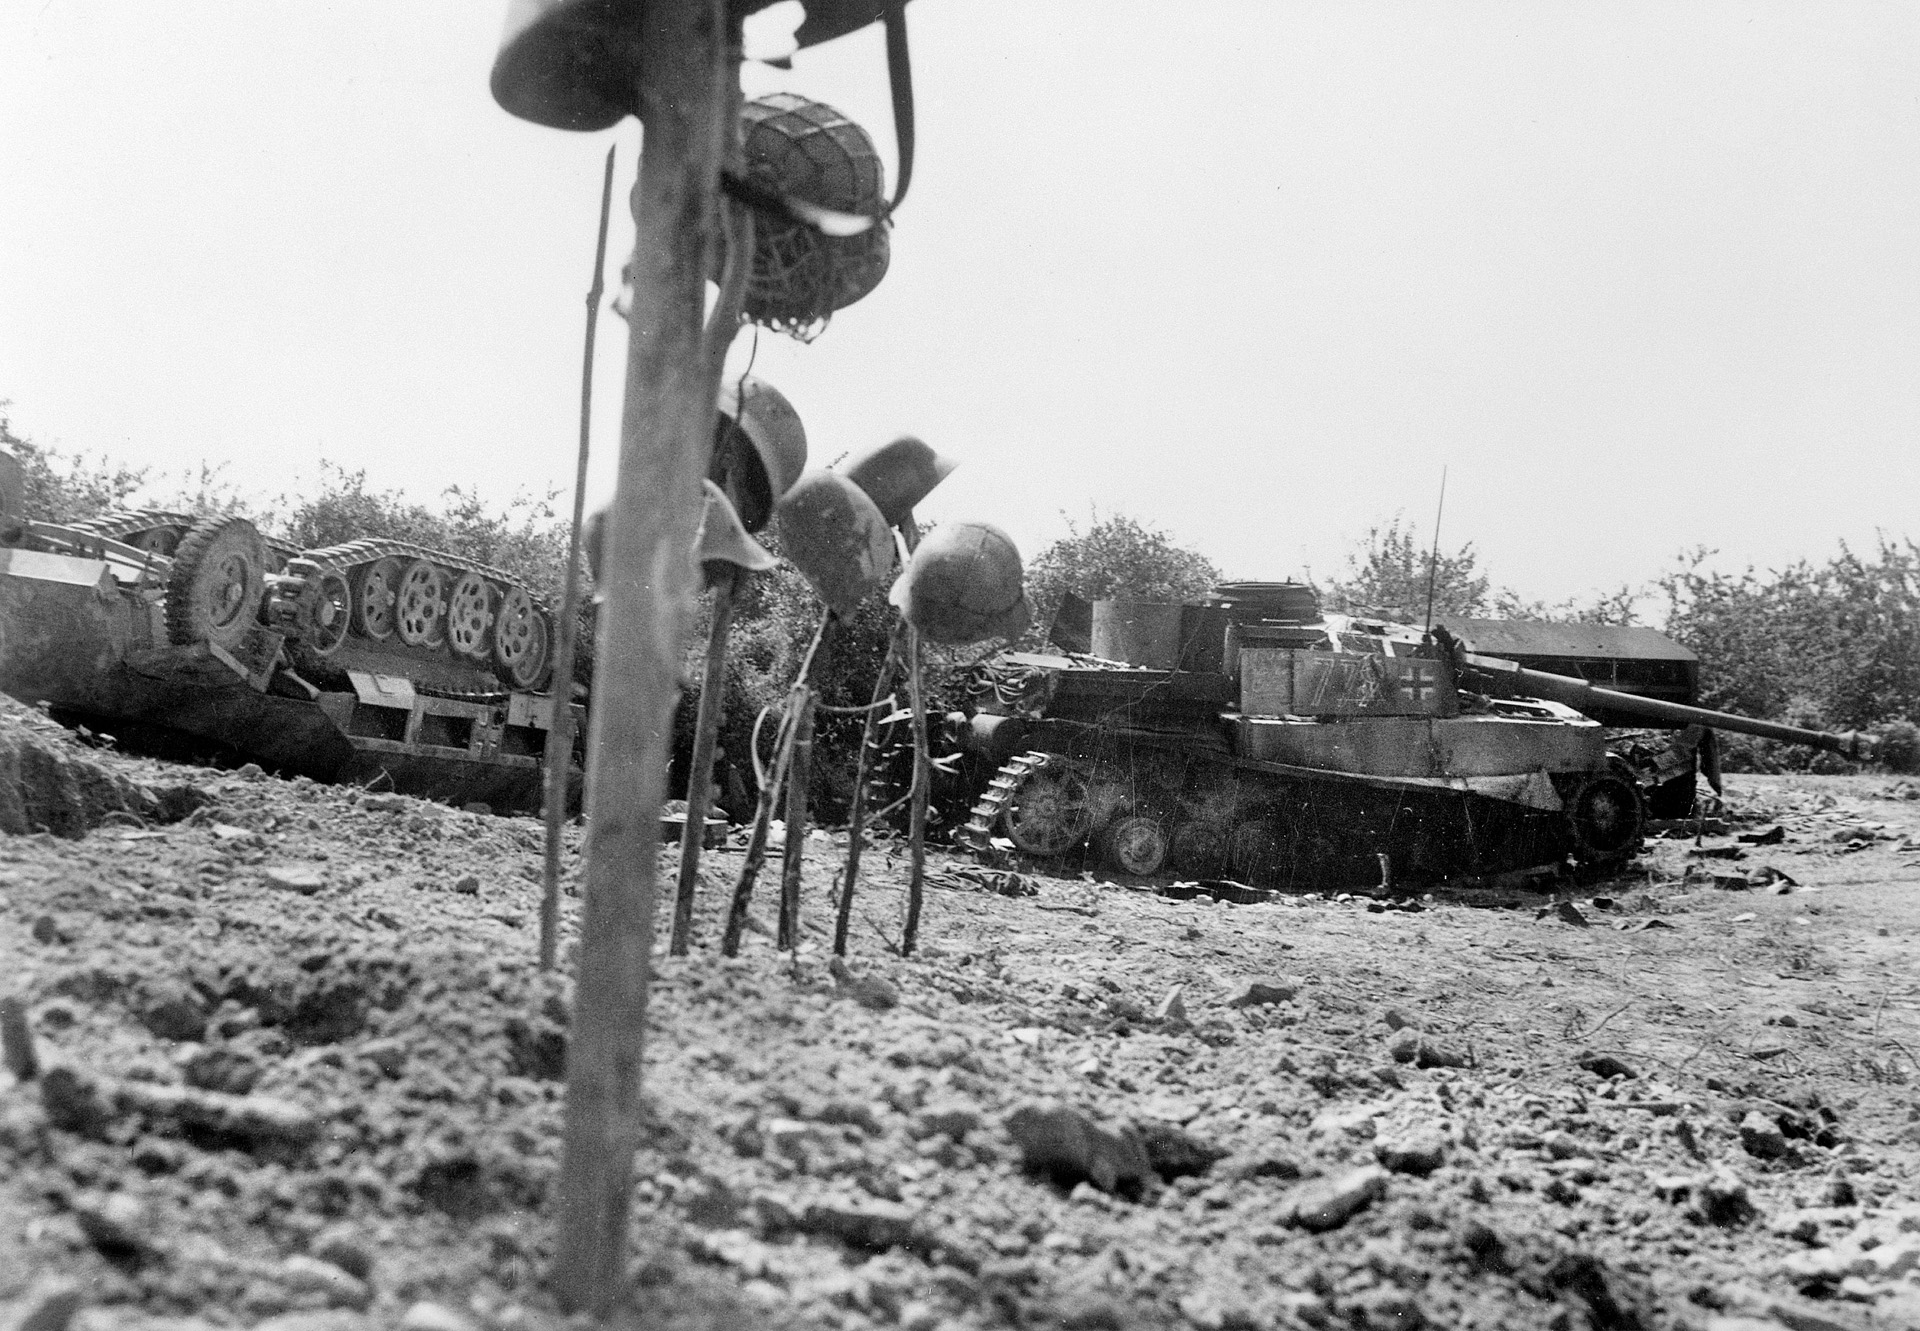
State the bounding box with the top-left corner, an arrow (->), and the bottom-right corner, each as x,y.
950,586 -> 1872,888
0,458 -> 574,810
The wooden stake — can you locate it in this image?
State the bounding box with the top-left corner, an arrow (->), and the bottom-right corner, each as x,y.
540,143 -> 617,973
720,612 -> 829,955
833,625 -> 904,956
549,0 -> 736,1309
669,564 -> 739,955
899,516 -> 929,956
777,617 -> 836,949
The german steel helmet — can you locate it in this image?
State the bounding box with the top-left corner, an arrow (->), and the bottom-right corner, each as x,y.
714,375 -> 807,534
840,436 -> 956,528
696,480 -> 777,586
890,522 -> 1031,645
776,471 -> 895,618
741,94 -> 891,326
491,0 -> 907,132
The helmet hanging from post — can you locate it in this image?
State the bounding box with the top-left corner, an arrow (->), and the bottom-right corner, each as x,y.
776,471 -> 896,618
890,521 -> 1031,645
840,436 -> 957,529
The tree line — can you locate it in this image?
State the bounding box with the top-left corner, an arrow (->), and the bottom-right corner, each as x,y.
5,405 -> 1916,779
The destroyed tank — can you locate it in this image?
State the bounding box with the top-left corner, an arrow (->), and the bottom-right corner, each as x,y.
945,585 -> 1873,889
0,455 -> 574,810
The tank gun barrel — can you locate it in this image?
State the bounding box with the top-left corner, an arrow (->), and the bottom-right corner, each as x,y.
1456,651 -> 1876,760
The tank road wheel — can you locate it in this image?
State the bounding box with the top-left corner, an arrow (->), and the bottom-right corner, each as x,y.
1565,773 -> 1645,866
1002,760 -> 1094,858
1229,822 -> 1284,885
396,559 -> 450,648
1097,814 -> 1171,877
165,518 -> 266,650
351,557 -> 403,640
446,572 -> 497,660
309,570 -> 352,656
494,586 -> 553,690
1170,822 -> 1230,878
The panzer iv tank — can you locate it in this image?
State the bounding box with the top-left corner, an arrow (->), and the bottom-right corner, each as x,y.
947,584 -> 1871,888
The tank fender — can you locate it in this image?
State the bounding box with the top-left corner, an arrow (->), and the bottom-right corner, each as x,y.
966,712 -> 1030,765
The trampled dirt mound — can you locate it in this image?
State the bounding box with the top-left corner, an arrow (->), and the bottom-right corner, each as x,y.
2,706 -> 1919,1331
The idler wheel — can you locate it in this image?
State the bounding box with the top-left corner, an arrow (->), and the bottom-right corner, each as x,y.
1565,773 -> 1644,864
1097,814 -> 1170,877
165,517 -> 266,650
446,571 -> 497,660
1229,822 -> 1284,885
1170,822 -> 1230,878
309,570 -> 352,656
1002,759 -> 1093,858
396,559 -> 450,648
494,585 -> 553,690
351,557 -> 403,640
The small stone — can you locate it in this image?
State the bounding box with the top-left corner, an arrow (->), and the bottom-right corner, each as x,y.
1228,980 -> 1298,1008
265,864 -> 326,894
1382,1007 -> 1415,1030
358,1038 -> 407,1077
1132,1119 -> 1226,1180
1353,1289 -> 1425,1329
1375,1129 -> 1449,1176
1542,1132 -> 1585,1161
814,1098 -> 883,1136
275,1255 -> 372,1309
72,1190 -> 150,1255
7,1278 -> 86,1331
1218,1148 -> 1303,1183
309,1224 -> 374,1281
1698,1166 -> 1755,1227
452,875 -> 481,895
138,978 -> 210,1041
1003,1099 -> 1154,1197
236,763 -> 265,780
796,1197 -> 920,1251
1739,1111 -> 1789,1160
31,915 -> 60,944
1387,1029 -> 1469,1068
1285,1166 -> 1388,1231
399,1304 -> 479,1331
912,1103 -> 982,1142
829,957 -> 899,1011
181,1046 -> 263,1096
461,802 -> 492,816
1577,1053 -> 1637,1080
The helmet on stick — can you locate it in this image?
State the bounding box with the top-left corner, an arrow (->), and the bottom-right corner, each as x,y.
715,375 -> 807,533
890,522 -> 1031,645
776,471 -> 895,618
840,436 -> 956,528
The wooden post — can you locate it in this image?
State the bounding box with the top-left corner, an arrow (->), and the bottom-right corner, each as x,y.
669,565 -> 739,955
833,625 -> 903,955
540,144 -> 617,974
548,0 -> 736,1310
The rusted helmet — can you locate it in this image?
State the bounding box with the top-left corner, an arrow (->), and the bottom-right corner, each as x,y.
696,480 -> 777,586
840,436 -> 957,528
776,471 -> 895,618
715,375 -> 807,533
890,522 -> 1031,645
491,0 -> 905,132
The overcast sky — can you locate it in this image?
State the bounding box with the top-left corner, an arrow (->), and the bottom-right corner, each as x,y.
4,1 -> 1916,610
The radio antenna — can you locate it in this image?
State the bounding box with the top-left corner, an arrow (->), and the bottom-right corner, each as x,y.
1422,465 -> 1448,636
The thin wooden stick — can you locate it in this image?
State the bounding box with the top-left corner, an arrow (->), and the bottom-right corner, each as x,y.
720,612 -> 829,955
670,564 -> 739,955
549,0 -> 737,1308
540,143 -> 616,973
899,515 -> 930,956
777,616 -> 837,949
834,625 -> 905,955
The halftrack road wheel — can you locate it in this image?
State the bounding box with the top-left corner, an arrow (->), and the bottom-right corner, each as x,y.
351,557 -> 403,640
1002,757 -> 1094,857
396,559 -> 449,648
1097,814 -> 1170,876
308,569 -> 352,656
1565,772 -> 1644,865
446,571 -> 497,660
494,585 -> 553,690
165,517 -> 266,650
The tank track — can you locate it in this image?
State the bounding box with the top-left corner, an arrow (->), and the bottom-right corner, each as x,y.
73,510 -> 302,566
954,751 -> 1050,854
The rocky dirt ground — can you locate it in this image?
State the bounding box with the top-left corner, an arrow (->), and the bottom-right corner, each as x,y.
4,705 -> 1920,1331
